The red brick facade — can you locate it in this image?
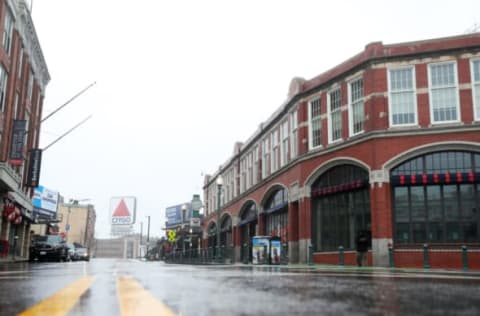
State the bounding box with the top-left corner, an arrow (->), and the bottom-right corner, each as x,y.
202,33 -> 480,270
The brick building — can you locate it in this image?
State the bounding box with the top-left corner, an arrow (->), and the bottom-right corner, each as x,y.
56,201 -> 96,250
0,0 -> 49,260
202,33 -> 480,269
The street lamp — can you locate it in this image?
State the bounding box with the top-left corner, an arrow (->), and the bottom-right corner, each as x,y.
181,204 -> 187,253
216,175 -> 223,261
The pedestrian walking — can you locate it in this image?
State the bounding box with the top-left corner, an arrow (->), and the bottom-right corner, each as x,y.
356,230 -> 369,267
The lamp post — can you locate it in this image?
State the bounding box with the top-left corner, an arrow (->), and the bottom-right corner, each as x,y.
181,204 -> 187,253
216,175 -> 223,261
146,216 -> 150,259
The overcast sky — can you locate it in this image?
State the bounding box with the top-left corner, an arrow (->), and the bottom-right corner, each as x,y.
30,0 -> 480,238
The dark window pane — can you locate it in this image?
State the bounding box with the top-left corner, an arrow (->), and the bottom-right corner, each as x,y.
394,187 -> 409,222
428,222 -> 443,242
412,222 -> 426,243
464,221 -> 478,242
459,184 -> 475,221
427,186 -> 442,221
411,187 -> 425,221
396,223 -> 410,243
444,185 -> 459,221
446,222 -> 461,242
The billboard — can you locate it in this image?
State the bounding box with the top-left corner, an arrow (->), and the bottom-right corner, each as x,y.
32,185 -> 59,218
165,203 -> 191,226
110,196 -> 136,225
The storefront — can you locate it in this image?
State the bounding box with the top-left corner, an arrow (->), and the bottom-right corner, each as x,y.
238,202 -> 257,262
391,151 -> 480,244
311,165 -> 371,252
219,215 -> 232,247
263,188 -> 288,242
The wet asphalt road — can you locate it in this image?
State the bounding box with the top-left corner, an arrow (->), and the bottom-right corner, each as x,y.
0,259 -> 479,316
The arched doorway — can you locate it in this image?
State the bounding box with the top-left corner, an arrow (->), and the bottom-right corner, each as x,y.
239,201 -> 258,262
220,215 -> 232,247
391,151 -> 480,244
311,164 -> 371,252
263,188 -> 288,242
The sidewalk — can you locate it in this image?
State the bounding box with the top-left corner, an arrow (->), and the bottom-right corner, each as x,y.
230,262 -> 480,277
0,256 -> 28,263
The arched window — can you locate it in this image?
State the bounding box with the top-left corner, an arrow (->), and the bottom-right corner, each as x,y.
391,151 -> 480,244
311,164 -> 370,252
263,188 -> 288,241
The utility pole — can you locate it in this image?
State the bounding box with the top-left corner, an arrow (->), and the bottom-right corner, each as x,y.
146,216 -> 150,259
140,222 -> 143,245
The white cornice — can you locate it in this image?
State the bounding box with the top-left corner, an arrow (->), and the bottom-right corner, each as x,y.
14,0 -> 50,93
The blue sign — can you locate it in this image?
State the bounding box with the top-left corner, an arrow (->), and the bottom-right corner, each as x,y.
165,203 -> 192,226
33,185 -> 59,218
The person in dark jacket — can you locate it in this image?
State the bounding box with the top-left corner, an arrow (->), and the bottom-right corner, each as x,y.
356,230 -> 369,267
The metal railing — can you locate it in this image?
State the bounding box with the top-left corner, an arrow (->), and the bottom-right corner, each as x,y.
164,245 -> 236,265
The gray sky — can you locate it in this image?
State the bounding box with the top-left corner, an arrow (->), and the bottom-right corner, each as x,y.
31,0 -> 480,238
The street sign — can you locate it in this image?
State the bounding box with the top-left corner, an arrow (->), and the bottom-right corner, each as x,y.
167,230 -> 176,242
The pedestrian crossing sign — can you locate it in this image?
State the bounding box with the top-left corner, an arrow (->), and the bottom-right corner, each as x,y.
167,230 -> 176,242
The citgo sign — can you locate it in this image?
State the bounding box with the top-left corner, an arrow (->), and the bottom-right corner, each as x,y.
110,196 -> 136,225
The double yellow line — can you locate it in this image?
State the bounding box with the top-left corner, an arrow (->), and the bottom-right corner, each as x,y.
19,275 -> 176,316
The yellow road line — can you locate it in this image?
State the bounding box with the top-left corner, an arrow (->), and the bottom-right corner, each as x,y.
18,276 -> 95,316
117,275 -> 176,316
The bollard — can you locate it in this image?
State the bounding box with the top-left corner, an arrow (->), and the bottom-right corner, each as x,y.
423,243 -> 430,269
388,244 -> 394,268
308,244 -> 314,266
338,246 -> 344,266
282,243 -> 288,265
243,243 -> 248,264
462,245 -> 468,271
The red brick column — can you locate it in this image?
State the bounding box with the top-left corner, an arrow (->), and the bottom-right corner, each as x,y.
257,213 -> 265,236
369,182 -> 393,266
288,202 -> 299,262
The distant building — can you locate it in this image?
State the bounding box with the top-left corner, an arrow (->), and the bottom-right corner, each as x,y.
93,235 -> 140,259
202,33 -> 480,270
57,201 -> 96,250
0,0 -> 50,260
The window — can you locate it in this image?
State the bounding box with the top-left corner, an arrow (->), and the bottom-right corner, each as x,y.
18,48 -> 23,79
247,152 -> 253,188
271,130 -> 279,173
280,121 -> 289,167
391,151 -> 480,244
428,62 -> 459,123
389,67 -> 417,125
262,138 -> 270,179
349,78 -> 364,135
471,59 -> 480,120
328,89 -> 342,142
3,9 -> 13,55
240,158 -> 246,194
27,70 -> 34,101
308,97 -> 322,149
0,65 -> 7,112
253,145 -> 259,185
290,111 -> 298,159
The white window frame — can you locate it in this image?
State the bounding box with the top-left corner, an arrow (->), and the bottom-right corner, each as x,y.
471,58 -> 480,121
253,145 -> 259,185
17,47 -> 23,79
387,66 -> 418,127
327,88 -> 343,143
262,138 -> 270,179
308,97 -> 322,150
271,130 -> 279,173
290,110 -> 298,159
3,9 -> 13,56
348,77 -> 365,136
240,157 -> 246,194
247,152 -> 253,188
27,70 -> 34,101
427,61 -> 460,124
280,120 -> 289,167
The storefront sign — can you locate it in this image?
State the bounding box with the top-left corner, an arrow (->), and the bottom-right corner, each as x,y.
8,120 -> 27,166
26,149 -> 42,187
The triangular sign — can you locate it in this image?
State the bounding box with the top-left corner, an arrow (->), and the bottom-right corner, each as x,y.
113,199 -> 130,217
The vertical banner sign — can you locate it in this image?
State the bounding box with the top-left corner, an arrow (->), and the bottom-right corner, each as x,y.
9,120 -> 27,166
26,149 -> 42,187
